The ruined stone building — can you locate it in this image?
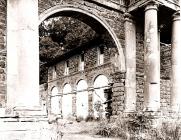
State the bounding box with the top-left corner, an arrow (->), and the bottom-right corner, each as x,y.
0,0 -> 180,139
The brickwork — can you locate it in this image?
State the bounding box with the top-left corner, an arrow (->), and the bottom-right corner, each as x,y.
0,0 -> 6,107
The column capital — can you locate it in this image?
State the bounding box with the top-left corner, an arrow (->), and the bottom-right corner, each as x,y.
145,1 -> 159,12
172,11 -> 180,21
124,13 -> 135,23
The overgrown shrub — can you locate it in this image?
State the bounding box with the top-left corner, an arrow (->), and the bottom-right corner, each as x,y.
94,113 -> 181,140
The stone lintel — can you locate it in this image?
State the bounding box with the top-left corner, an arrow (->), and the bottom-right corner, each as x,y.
85,0 -> 126,12
144,1 -> 159,11
128,0 -> 179,12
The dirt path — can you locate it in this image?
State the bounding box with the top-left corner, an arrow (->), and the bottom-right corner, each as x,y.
57,120 -> 119,140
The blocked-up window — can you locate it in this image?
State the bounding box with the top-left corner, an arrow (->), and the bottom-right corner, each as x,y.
51,87 -> 60,114
52,66 -> 57,79
93,75 -> 109,118
62,84 -> 72,118
64,60 -> 69,75
79,53 -> 84,71
98,46 -> 104,65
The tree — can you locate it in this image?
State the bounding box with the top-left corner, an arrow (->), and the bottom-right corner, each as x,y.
39,16 -> 98,84
39,16 -> 98,62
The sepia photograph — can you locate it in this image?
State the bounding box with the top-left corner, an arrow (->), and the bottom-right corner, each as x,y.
0,0 -> 181,139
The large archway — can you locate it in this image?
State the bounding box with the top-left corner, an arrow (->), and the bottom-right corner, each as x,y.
39,6 -> 125,72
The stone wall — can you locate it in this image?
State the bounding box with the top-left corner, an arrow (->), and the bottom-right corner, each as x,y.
160,43 -> 171,113
160,79 -> 171,113
135,34 -> 172,113
46,38 -> 124,117
136,26 -> 144,111
160,43 -> 171,79
111,72 -> 125,116
0,0 -> 6,107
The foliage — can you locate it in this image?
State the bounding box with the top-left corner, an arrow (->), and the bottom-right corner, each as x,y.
39,16 -> 97,62
94,113 -> 181,140
39,16 -> 99,84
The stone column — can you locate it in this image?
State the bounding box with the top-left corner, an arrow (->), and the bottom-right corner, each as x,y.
7,0 -> 39,108
144,3 -> 160,111
124,13 -> 137,112
171,11 -> 181,112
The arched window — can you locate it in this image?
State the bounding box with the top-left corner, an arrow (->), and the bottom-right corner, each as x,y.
51,87 -> 60,114
62,84 -> 72,118
93,75 -> 109,118
76,80 -> 88,119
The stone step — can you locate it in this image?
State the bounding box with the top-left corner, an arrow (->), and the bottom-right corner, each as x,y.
0,120 -> 60,140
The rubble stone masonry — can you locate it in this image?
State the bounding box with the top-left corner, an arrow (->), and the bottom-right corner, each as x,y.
160,43 -> 171,113
0,0 -> 174,116
47,39 -> 124,116
0,0 -> 6,107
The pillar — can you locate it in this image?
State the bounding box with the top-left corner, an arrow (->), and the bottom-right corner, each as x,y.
7,0 -> 39,108
171,11 -> 181,112
124,13 -> 137,112
144,3 -> 160,111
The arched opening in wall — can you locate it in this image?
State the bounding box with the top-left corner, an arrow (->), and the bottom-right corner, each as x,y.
76,80 -> 88,119
93,75 -> 109,118
51,86 -> 60,114
38,7 -> 126,119
39,7 -> 125,85
62,84 -> 72,118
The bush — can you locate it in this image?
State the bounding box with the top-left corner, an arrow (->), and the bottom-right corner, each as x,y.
94,117 -> 128,139
94,113 -> 181,140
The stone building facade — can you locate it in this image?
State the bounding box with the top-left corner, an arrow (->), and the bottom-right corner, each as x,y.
0,0 -> 180,139
46,34 -> 126,119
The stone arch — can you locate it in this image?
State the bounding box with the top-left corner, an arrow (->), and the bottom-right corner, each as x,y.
91,73 -> 110,87
50,86 -> 60,114
39,5 -> 125,72
76,79 -> 89,119
62,83 -> 72,118
93,74 -> 109,118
